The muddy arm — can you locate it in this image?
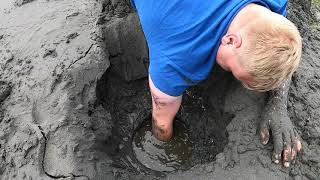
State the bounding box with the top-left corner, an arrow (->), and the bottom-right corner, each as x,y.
267,78 -> 290,109
259,78 -> 302,167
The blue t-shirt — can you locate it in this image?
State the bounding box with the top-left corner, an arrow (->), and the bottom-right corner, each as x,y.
131,0 -> 287,96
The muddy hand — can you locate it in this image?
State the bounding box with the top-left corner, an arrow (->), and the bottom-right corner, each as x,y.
258,104 -> 302,167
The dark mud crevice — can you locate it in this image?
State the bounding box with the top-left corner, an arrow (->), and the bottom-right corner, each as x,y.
179,69 -> 235,165
32,102 -> 63,179
66,43 -> 94,70
95,65 -> 235,178
37,126 -> 68,179
0,81 -> 11,126
0,81 -> 12,104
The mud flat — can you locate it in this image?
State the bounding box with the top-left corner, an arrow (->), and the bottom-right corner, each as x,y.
0,0 -> 320,179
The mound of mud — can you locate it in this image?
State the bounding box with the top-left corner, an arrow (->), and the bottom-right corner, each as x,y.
0,0 -> 320,179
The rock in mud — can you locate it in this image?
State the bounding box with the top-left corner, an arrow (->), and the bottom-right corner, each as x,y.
42,47 -> 57,58
66,32 -> 79,43
2,50 -> 14,64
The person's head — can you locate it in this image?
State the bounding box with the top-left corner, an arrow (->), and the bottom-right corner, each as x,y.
216,9 -> 302,92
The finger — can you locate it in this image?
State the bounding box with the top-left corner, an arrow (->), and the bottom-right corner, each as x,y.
291,132 -> 298,163
259,119 -> 270,145
291,131 -> 298,164
283,144 -> 292,168
291,147 -> 296,164
272,133 -> 283,164
283,132 -> 292,168
294,131 -> 302,154
297,139 -> 302,153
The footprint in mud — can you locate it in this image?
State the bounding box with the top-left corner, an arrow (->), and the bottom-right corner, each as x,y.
132,119 -> 192,172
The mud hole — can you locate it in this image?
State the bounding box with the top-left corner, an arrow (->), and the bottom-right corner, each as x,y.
0,0 -> 320,179
95,66 -> 234,178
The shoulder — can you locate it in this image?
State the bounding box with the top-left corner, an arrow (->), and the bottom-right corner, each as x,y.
261,0 -> 288,15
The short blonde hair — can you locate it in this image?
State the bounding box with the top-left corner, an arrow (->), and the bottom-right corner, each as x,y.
238,14 -> 302,92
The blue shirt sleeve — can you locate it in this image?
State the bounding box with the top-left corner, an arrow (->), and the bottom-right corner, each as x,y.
265,0 -> 288,16
130,0 -> 136,9
149,56 -> 188,96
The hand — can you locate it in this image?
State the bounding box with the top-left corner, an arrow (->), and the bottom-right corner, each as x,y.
258,103 -> 302,168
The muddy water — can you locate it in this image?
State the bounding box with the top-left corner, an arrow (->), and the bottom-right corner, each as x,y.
132,119 -> 192,172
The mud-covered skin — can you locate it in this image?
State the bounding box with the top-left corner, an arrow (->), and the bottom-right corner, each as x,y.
151,93 -> 172,141
259,78 -> 302,167
132,119 -> 192,172
152,116 -> 170,141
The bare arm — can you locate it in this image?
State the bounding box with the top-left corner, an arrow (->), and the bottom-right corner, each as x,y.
149,76 -> 182,141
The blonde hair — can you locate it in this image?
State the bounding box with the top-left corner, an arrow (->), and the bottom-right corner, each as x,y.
238,14 -> 302,92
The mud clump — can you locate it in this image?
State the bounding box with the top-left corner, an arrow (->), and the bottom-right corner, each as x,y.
14,0 -> 34,7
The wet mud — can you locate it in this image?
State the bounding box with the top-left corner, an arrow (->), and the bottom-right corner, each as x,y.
0,0 -> 320,179
132,118 -> 192,172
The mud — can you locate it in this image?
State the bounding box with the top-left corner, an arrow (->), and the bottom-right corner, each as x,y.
0,0 -> 320,179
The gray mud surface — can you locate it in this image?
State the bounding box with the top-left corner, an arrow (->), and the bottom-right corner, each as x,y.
0,0 -> 320,179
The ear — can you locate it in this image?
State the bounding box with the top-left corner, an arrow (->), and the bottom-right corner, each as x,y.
221,32 -> 242,48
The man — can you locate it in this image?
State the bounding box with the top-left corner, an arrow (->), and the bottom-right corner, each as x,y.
130,0 -> 302,168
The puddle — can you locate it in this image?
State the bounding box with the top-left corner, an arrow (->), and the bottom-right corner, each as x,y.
132,118 -> 192,172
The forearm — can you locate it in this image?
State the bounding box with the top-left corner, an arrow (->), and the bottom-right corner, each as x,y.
151,94 -> 181,141
266,78 -> 291,109
149,76 -> 182,141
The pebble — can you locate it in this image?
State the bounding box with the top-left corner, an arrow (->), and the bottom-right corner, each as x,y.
75,104 -> 84,110
119,144 -> 124,150
284,162 -> 290,168
66,12 -> 79,19
66,32 -> 79,43
204,165 -> 214,172
43,48 -> 57,58
4,51 -> 14,63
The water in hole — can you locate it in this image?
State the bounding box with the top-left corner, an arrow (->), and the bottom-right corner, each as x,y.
132,119 -> 192,172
